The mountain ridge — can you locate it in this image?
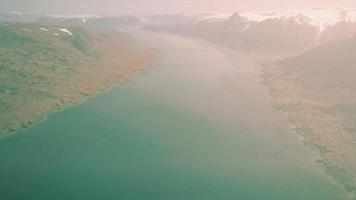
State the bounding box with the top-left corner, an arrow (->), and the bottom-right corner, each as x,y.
145,8 -> 356,53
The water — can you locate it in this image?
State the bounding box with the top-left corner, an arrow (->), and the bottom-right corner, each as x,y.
0,31 -> 349,200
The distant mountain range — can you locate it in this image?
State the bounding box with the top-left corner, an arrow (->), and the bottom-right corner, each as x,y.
37,15 -> 141,28
145,8 -> 356,53
0,12 -> 43,22
0,12 -> 141,28
5,8 -> 355,49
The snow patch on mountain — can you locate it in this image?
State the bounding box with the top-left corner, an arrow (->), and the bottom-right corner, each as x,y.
199,13 -> 234,22
58,28 -> 72,35
200,8 -> 356,34
242,23 -> 250,31
49,14 -> 101,23
40,27 -> 50,31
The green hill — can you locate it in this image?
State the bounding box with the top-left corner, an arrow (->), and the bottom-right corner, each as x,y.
0,23 -> 156,135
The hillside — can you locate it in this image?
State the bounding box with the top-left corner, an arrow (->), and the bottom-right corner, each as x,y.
0,23 -> 156,136
262,36 -> 356,195
276,36 -> 356,104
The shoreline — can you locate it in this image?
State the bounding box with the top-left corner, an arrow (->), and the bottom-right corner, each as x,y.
260,63 -> 356,198
0,24 -> 158,139
0,58 -> 156,139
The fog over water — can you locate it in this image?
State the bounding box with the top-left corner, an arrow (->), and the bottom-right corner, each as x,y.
1,0 -> 356,14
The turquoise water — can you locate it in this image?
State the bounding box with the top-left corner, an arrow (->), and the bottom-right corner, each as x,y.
0,31 -> 349,200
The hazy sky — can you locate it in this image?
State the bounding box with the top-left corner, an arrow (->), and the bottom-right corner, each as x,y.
1,0 -> 356,14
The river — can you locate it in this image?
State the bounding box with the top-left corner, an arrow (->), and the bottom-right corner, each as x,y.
0,31 -> 349,200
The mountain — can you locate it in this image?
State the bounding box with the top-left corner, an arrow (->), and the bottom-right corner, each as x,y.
37,15 -> 141,28
275,35 -> 356,104
262,36 -> 356,194
0,12 -> 141,28
0,12 -> 43,23
0,23 -> 155,136
146,8 -> 356,54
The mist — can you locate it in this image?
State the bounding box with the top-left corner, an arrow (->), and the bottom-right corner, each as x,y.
1,0 -> 356,14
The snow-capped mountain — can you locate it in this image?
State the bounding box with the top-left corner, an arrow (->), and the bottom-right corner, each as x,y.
203,8 -> 356,31
146,8 -> 356,53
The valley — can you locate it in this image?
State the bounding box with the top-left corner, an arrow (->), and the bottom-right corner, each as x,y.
0,7 -> 356,200
144,9 -> 356,197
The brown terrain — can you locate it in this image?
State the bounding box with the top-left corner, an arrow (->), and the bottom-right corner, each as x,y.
0,23 -> 156,136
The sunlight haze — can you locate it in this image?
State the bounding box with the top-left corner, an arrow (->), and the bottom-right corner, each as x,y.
1,0 -> 356,199
1,0 -> 356,14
